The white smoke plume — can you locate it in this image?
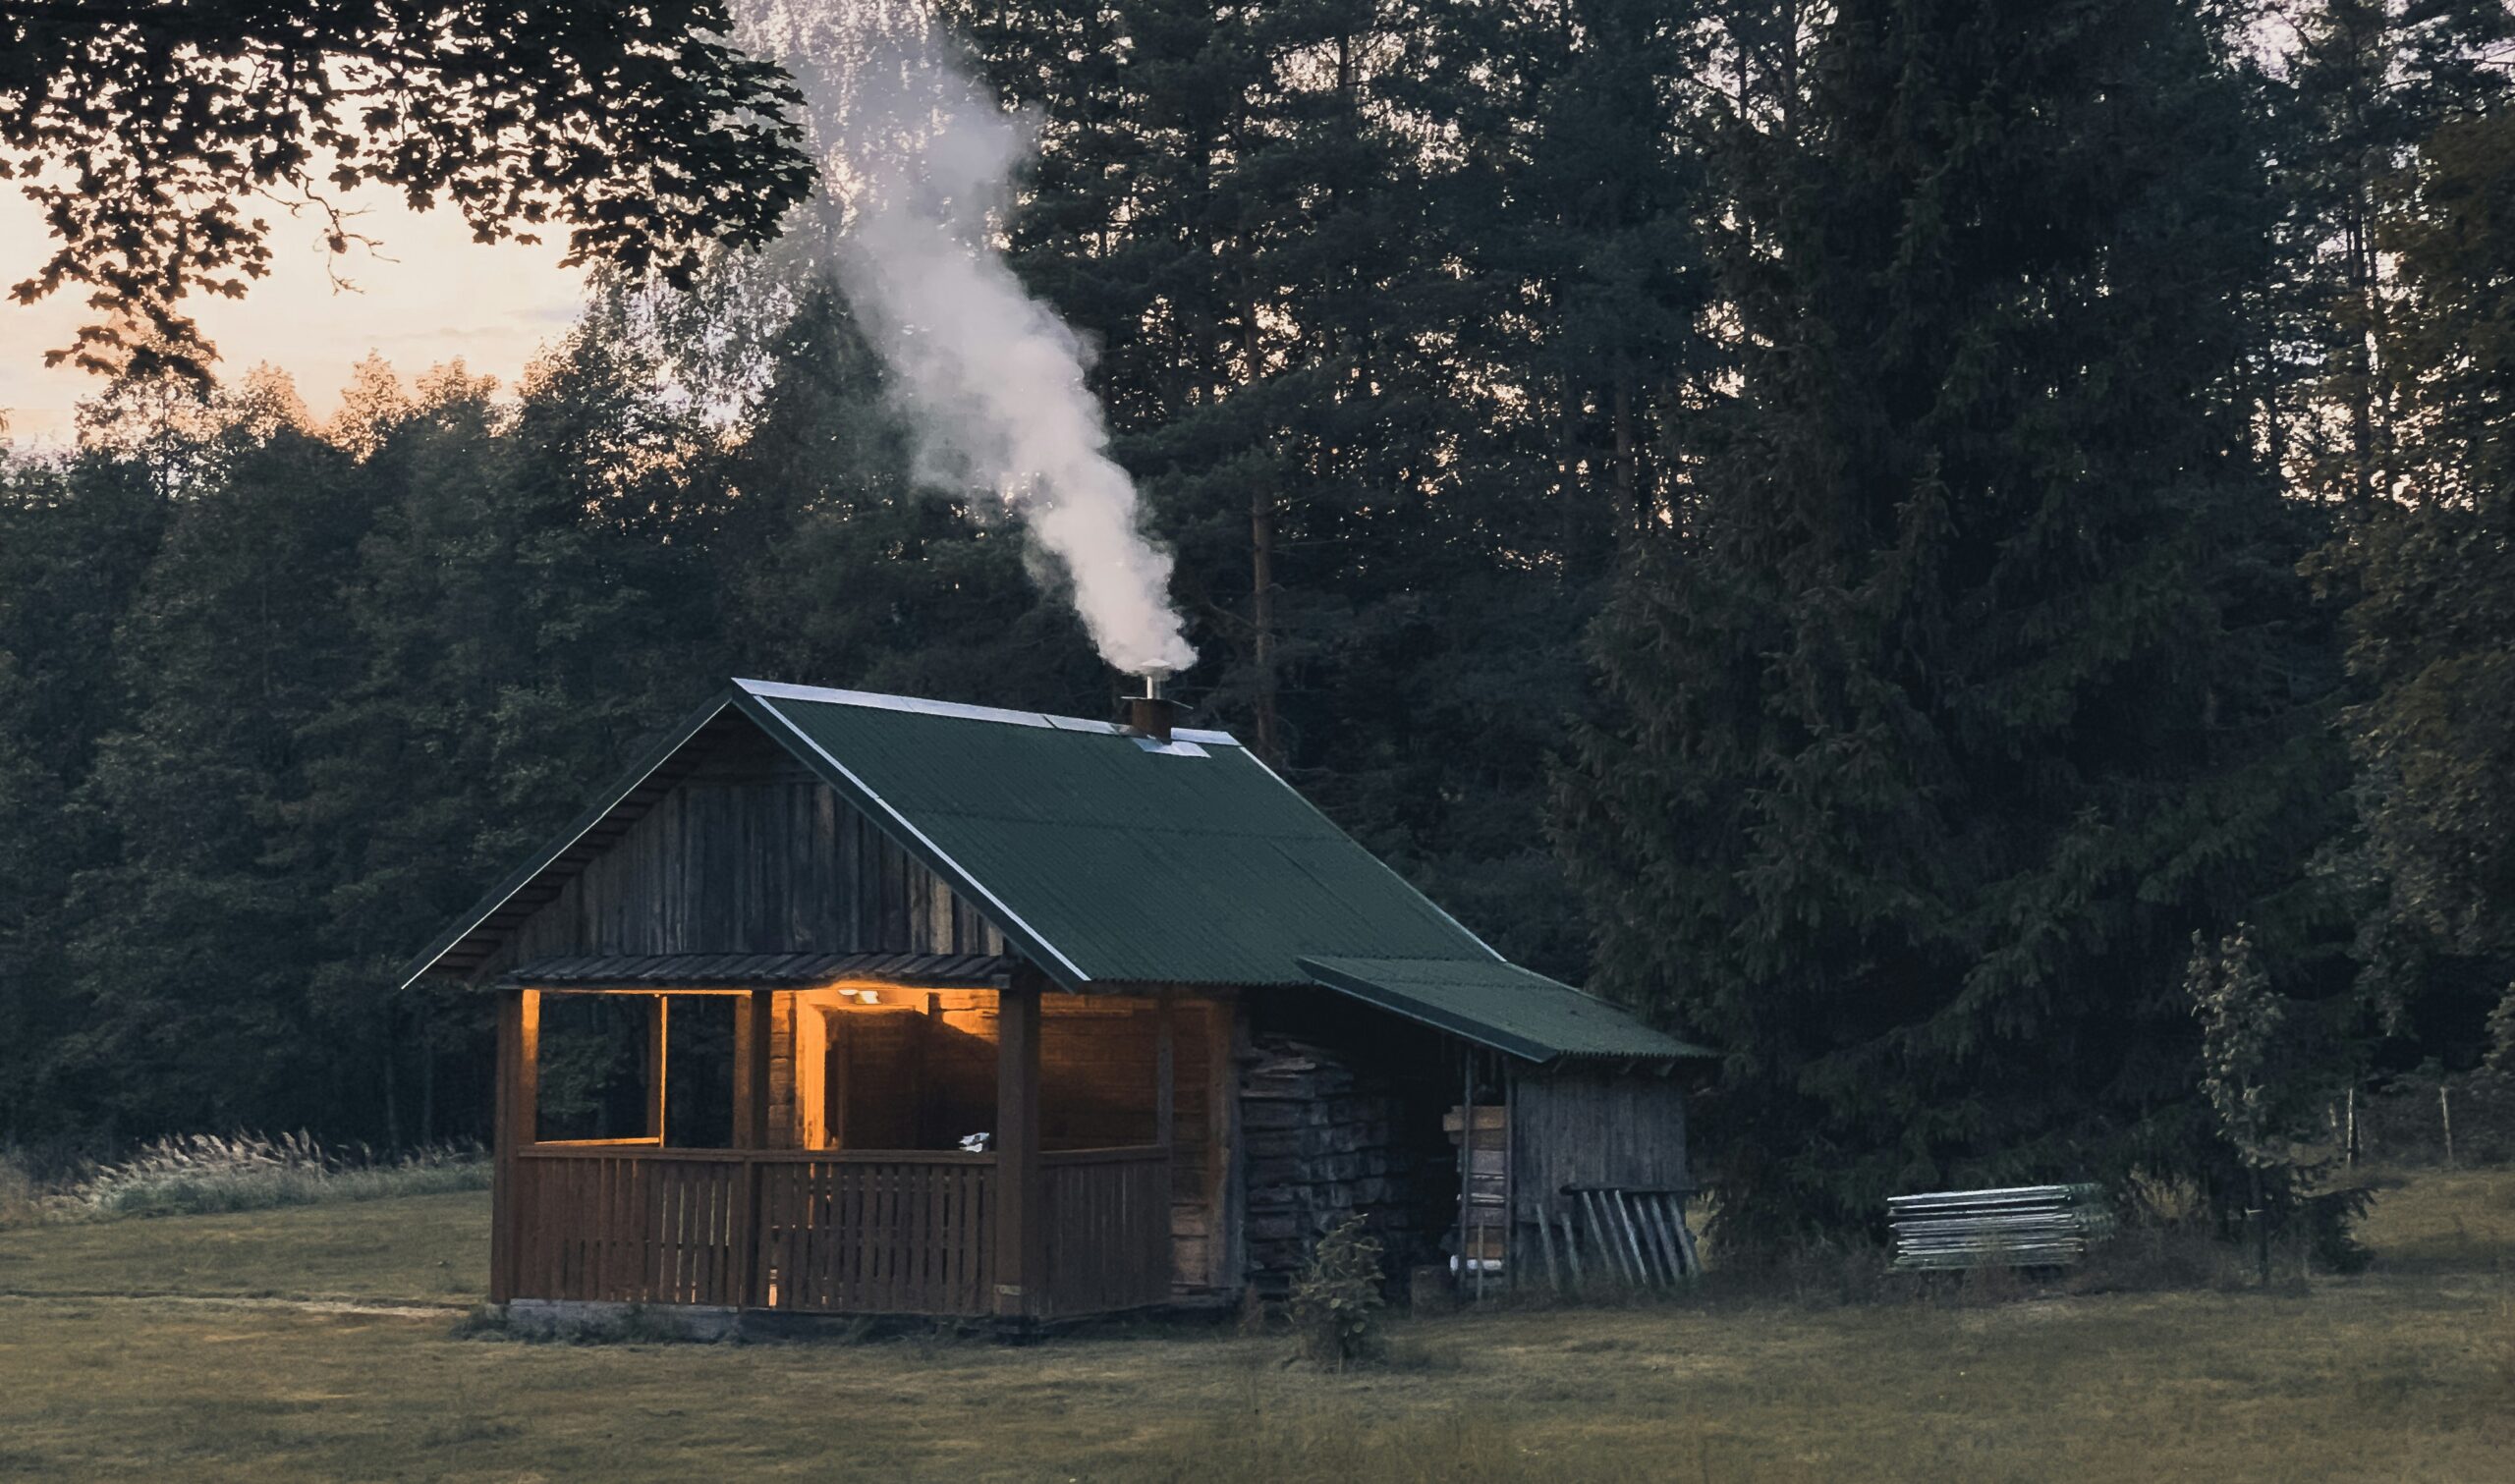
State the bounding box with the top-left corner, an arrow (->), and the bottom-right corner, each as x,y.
740,1 -> 1196,677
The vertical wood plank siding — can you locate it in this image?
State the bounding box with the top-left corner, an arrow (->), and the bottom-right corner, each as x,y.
1039,1147 -> 1173,1315
475,726 -> 1004,980
1507,1069 -> 1692,1220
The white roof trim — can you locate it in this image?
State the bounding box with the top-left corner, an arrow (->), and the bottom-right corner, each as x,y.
397,698 -> 733,990
734,677 -> 1241,746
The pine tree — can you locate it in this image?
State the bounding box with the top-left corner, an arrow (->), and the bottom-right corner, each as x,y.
1557,0 -> 2355,1240
950,0 -> 1723,971
2326,99 -> 2515,1055
2269,1 -> 2513,506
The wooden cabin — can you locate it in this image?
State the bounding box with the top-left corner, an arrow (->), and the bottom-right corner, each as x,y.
403,680 -> 1707,1327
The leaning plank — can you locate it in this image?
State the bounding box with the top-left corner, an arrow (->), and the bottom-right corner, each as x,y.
1534,1204 -> 1562,1295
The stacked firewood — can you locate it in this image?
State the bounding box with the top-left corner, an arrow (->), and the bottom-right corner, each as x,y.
1240,1036 -> 1426,1294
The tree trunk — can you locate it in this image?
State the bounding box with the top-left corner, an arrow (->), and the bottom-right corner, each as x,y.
2251,1166 -> 2269,1286
1613,354 -> 1639,521
382,1015 -> 401,1151
1250,481 -> 1281,762
1241,255 -> 1281,761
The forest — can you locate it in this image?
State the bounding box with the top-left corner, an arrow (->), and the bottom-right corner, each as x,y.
2,0 -> 2511,1244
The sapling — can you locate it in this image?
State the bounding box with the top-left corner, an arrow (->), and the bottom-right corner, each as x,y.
2186,926 -> 2286,1284
1289,1215 -> 1387,1370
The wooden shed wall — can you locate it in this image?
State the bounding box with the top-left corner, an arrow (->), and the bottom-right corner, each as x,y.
472,724 -> 1005,979
1509,1068 -> 1690,1212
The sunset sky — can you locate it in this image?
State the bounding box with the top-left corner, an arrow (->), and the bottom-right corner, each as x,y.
0,184 -> 587,446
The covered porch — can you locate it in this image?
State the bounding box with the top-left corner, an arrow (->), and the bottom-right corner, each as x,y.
489,955 -> 1220,1322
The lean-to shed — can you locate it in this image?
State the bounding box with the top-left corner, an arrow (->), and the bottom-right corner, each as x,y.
404,679 -> 1708,1324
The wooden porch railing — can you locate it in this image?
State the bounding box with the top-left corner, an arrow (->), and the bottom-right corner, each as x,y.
511,1146 -> 754,1306
507,1143 -> 1169,1318
510,1147 -> 996,1314
1040,1145 -> 1172,1316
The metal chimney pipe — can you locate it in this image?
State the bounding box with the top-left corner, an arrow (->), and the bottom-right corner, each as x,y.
1127,672 -> 1175,743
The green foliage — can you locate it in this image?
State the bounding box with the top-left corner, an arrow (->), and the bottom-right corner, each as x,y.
1288,1215 -> 1387,1370
2187,927 -> 2377,1279
0,1 -> 2504,1206
2321,100 -> 2515,1059
2300,1185 -> 2375,1276
1556,0 -> 2358,1242
1,1 -> 814,382
2268,0 -> 2512,512
0,1 -> 1730,1143
2188,927 -> 2287,1172
939,0 -> 1728,977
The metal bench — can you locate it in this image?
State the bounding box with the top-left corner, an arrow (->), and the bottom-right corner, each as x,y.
1888,1183 -> 2114,1271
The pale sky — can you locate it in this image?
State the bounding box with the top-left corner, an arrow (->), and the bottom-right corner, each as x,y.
0,184 -> 588,447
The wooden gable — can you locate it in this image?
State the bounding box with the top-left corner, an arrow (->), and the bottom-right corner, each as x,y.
468,717 -> 1007,982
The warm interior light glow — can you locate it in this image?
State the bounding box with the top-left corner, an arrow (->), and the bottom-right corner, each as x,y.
807,977 -> 915,1004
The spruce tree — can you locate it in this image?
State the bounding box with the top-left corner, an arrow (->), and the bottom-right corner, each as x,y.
951,0 -> 1721,972
1557,0 -> 2354,1240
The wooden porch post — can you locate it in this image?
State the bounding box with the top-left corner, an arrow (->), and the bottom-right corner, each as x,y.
1211,994 -> 1246,1294
733,989 -> 771,1307
1153,990 -> 1176,1152
490,988 -> 539,1304
733,990 -> 771,1149
994,975 -> 1044,1320
646,995 -> 669,1141
1460,1040 -> 1476,1297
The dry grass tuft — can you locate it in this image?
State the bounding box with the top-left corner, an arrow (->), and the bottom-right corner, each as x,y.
0,1150 -> 43,1229
70,1131 -> 487,1219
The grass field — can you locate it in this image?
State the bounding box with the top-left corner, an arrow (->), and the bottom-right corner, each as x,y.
1,1173 -> 2509,1481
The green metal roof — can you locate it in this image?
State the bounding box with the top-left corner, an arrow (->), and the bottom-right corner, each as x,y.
407,679 -> 1705,1064
733,682 -> 1498,984
1296,957 -> 1712,1063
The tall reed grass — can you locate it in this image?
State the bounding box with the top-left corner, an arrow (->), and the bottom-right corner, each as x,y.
44,1131 -> 487,1221
0,1148 -> 43,1227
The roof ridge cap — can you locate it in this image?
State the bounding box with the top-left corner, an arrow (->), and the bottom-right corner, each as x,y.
732,677 -> 1242,746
